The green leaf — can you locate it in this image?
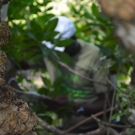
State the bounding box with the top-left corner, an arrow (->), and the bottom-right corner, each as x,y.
42,77 -> 52,88
36,15 -> 46,30
120,101 -> 128,108
56,51 -> 72,64
32,54 -> 43,62
43,0 -> 52,6
46,7 -> 53,11
43,31 -> 59,41
40,44 -> 50,57
56,39 -> 75,47
109,112 -> 122,121
30,5 -> 41,14
27,32 -> 36,41
37,87 -> 49,95
44,18 -> 58,32
131,92 -> 135,100
91,3 -> 100,18
53,78 -> 62,87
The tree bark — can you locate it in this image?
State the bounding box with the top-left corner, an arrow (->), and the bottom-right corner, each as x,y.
99,0 -> 135,54
0,0 -> 38,134
0,2 -> 8,21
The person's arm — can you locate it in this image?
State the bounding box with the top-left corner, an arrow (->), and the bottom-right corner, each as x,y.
72,90 -> 114,117
72,49 -> 115,116
5,70 -> 21,89
43,90 -> 114,116
14,60 -> 45,70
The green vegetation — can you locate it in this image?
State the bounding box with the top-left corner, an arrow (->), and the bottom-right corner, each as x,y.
3,0 -> 135,134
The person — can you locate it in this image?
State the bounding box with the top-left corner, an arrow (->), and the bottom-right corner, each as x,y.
43,16 -> 117,133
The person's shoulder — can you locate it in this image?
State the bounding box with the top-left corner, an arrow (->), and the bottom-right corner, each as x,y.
77,39 -> 100,54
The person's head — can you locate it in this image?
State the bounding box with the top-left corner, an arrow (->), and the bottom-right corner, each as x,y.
44,16 -> 80,56
53,16 -> 76,40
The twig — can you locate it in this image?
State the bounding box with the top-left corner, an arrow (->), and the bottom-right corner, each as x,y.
105,73 -> 135,134
54,59 -> 107,86
105,77 -> 117,117
10,86 -> 120,134
61,107 -> 117,135
91,115 -> 131,129
103,93 -> 108,122
10,88 -> 60,107
38,116 -> 119,135
116,100 -> 134,126
105,77 -> 117,135
38,117 -> 63,135
15,89 -> 50,103
105,77 -> 135,128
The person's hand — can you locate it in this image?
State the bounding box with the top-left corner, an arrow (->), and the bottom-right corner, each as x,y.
55,95 -> 69,105
55,95 -> 74,116
44,95 -> 69,112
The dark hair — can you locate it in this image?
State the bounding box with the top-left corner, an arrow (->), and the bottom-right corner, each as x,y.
70,35 -> 77,40
64,35 -> 81,57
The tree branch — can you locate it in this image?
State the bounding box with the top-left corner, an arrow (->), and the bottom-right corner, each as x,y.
14,89 -> 59,107
8,86 -> 120,135
0,2 -> 9,21
62,107 -> 117,135
54,58 -> 107,86
38,116 -> 120,135
98,0 -> 135,54
38,117 -> 63,135
91,115 -> 130,129
15,89 -> 50,103
0,0 -> 10,10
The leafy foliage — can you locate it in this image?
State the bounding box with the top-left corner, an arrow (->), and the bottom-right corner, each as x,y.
3,0 -> 135,134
